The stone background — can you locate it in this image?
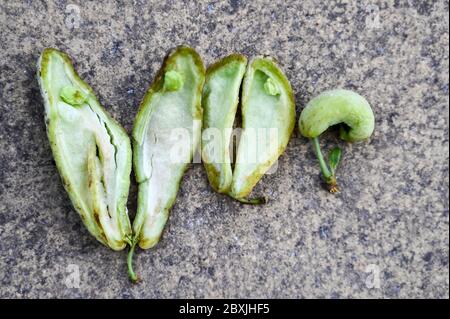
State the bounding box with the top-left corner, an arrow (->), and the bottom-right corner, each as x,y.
0,0 -> 448,298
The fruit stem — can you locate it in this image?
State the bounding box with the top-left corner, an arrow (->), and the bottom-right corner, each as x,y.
127,237 -> 138,282
311,137 -> 339,193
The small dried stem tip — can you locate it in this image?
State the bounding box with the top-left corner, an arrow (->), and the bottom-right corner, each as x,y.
326,176 -> 339,194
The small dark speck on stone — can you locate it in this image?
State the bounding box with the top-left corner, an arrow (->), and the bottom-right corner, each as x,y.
388,246 -> 400,256
101,40 -> 124,63
375,47 -> 385,55
207,22 -> 216,33
423,252 -> 433,263
229,0 -> 240,13
111,41 -> 123,56
440,255 -> 448,266
314,275 -> 322,288
318,225 -> 330,239
81,69 -> 95,79
384,271 -> 394,280
411,0 -> 434,16
359,233 -> 369,243
271,11 -> 277,21
310,73 -> 320,86
178,275 -> 188,285
127,88 -> 134,95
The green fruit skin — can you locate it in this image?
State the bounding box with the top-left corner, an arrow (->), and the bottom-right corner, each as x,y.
230,57 -> 296,200
299,89 -> 375,142
38,48 -> 132,251
202,54 -> 247,194
132,46 -> 205,249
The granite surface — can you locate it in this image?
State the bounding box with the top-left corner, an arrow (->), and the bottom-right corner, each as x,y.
0,0 -> 448,298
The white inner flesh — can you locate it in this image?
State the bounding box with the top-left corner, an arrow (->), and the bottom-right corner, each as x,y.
46,53 -> 126,245
202,61 -> 246,191
232,68 -> 290,196
136,54 -> 201,246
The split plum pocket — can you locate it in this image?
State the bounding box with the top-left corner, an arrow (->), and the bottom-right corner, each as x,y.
37,48 -> 133,251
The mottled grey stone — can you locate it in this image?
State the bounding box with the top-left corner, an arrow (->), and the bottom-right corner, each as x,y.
0,0 -> 448,298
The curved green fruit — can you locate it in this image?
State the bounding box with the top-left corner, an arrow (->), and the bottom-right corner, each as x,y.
202,54 -> 247,193
132,46 -> 205,250
37,48 -> 132,250
298,89 -> 375,193
299,89 -> 374,142
229,57 -> 296,202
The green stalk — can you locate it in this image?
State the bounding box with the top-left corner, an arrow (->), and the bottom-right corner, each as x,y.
127,237 -> 138,282
311,137 -> 338,193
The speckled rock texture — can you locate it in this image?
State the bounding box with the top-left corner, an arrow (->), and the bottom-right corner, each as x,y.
0,0 -> 448,298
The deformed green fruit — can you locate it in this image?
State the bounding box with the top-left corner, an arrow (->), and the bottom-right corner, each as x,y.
129,46 -> 205,280
299,89 -> 374,142
299,89 -> 375,193
202,54 -> 247,194
229,57 -> 296,203
37,48 -> 132,250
